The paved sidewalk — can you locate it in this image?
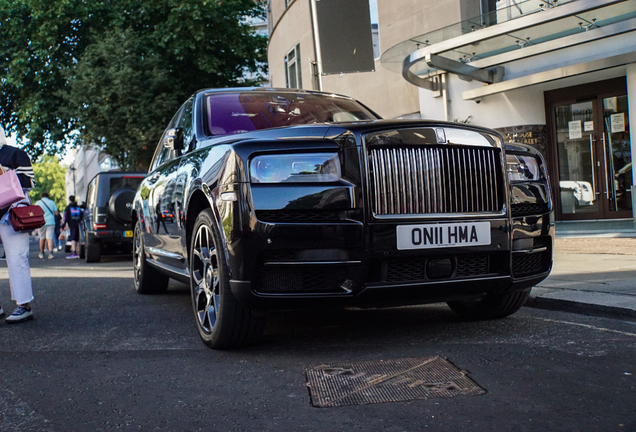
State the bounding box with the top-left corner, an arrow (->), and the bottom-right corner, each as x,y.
526,236 -> 636,318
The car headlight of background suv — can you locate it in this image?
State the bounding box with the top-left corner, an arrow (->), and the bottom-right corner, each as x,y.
250,153 -> 341,183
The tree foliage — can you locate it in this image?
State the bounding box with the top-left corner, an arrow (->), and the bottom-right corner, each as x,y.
64,29 -> 178,170
30,155 -> 68,211
1,0 -> 268,170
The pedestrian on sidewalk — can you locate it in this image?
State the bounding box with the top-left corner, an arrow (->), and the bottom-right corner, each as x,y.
53,210 -> 63,251
35,192 -> 59,259
62,195 -> 83,259
0,125 -> 36,323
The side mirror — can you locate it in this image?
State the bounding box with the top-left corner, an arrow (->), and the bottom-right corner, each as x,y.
163,127 -> 184,151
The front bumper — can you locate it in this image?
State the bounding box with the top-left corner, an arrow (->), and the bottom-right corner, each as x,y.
226,213 -> 553,309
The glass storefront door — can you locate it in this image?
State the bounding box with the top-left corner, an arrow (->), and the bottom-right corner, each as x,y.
555,101 -> 599,216
549,79 -> 632,220
604,95 -> 632,213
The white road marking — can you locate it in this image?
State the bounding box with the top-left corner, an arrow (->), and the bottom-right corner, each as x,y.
534,317 -> 636,337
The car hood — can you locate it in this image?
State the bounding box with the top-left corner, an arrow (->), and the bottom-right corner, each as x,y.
201,119 -> 501,147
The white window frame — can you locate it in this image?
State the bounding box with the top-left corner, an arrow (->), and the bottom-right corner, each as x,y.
284,43 -> 302,89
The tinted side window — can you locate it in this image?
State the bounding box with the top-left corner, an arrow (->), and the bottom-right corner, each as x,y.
150,106 -> 184,171
177,99 -> 194,150
86,177 -> 97,206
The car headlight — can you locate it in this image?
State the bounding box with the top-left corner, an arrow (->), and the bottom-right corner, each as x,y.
250,153 -> 341,183
506,154 -> 542,182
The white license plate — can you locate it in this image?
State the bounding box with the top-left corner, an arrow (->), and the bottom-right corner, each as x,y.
396,222 -> 491,250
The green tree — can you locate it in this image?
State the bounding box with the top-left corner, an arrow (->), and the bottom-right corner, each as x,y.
30,155 -> 67,211
64,29 -> 178,170
0,0 -> 95,154
1,0 -> 268,169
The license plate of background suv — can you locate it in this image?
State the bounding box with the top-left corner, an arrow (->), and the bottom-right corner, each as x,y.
123,230 -> 133,238
396,222 -> 491,250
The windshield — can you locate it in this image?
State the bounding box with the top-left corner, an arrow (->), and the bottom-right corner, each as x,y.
205,91 -> 378,136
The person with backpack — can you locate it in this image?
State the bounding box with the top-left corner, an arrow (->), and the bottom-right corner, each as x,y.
62,195 -> 83,259
35,192 -> 59,259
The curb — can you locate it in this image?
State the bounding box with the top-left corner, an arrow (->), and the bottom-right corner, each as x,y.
526,288 -> 636,319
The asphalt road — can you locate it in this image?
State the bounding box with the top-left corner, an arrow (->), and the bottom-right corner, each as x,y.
1,240 -> 635,432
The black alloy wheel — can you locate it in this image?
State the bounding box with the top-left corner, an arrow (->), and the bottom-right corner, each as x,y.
190,209 -> 265,349
133,222 -> 169,294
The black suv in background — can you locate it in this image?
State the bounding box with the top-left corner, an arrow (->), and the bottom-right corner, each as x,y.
82,171 -> 146,262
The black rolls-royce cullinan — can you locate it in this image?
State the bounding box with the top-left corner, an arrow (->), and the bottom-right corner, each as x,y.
132,87 -> 553,349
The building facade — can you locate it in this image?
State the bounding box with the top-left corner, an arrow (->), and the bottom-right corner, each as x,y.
65,146 -> 118,205
268,0 -> 635,234
383,0 -> 635,233
267,0 -> 435,119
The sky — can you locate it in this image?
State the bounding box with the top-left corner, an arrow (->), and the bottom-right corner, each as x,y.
5,134 -> 17,147
369,0 -> 378,24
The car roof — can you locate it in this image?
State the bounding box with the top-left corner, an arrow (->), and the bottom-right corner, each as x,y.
196,87 -> 356,101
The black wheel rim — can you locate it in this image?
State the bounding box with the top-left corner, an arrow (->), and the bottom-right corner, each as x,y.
192,224 -> 220,334
133,226 -> 141,288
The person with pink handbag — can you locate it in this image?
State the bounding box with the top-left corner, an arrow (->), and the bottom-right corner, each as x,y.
0,125 -> 36,324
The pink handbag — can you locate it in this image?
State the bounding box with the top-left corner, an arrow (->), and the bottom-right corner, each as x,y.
0,169 -> 25,208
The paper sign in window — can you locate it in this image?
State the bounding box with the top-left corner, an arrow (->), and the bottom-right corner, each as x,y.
568,121 -> 582,139
610,113 -> 625,133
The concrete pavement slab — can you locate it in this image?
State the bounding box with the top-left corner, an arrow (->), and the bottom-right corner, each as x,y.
538,253 -> 636,294
527,237 -> 636,319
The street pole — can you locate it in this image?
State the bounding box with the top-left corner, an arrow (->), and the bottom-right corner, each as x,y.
70,165 -> 76,197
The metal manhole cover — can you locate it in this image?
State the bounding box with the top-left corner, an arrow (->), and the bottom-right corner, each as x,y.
306,356 -> 486,407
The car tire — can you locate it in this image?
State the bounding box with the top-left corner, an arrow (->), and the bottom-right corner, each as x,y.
190,209 -> 266,349
79,243 -> 85,259
447,289 -> 531,320
133,223 -> 169,294
85,236 -> 101,263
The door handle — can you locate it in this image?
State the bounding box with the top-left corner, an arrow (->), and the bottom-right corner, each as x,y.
601,133 -> 610,200
589,134 -> 597,195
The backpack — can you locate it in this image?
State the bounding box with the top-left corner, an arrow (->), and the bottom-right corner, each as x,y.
70,206 -> 82,220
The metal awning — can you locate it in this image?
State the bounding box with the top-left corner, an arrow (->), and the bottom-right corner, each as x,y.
380,0 -> 636,99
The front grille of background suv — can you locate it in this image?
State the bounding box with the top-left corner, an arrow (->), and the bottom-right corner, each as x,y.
368,146 -> 504,216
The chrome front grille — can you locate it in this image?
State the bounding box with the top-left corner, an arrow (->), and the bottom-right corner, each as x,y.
368,146 -> 503,216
